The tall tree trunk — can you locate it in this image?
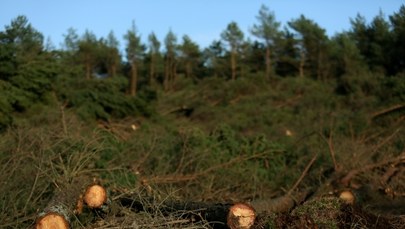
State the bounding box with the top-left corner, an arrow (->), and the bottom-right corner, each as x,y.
317,49 -> 322,81
164,57 -> 170,91
85,61 -> 91,80
231,50 -> 236,80
265,46 -> 271,79
129,62 -> 137,96
299,50 -> 305,78
109,63 -> 117,78
171,61 -> 177,90
149,53 -> 155,86
185,61 -> 192,78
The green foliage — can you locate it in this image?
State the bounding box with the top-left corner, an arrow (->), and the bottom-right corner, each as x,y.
56,76 -> 155,121
221,21 -> 245,50
292,197 -> 342,228
0,16 -> 59,130
288,15 -> 330,79
251,4 -> 281,44
378,72 -> 405,103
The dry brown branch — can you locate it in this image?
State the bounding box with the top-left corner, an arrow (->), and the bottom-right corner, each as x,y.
380,165 -> 400,187
248,154 -> 316,214
229,95 -> 242,104
250,191 -> 310,214
319,132 -> 339,171
370,104 -> 405,119
288,154 -> 318,196
144,151 -> 271,184
341,152 -> 405,187
370,128 -> 401,155
274,94 -> 303,108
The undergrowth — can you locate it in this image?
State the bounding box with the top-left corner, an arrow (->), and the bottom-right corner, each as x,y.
0,75 -> 403,228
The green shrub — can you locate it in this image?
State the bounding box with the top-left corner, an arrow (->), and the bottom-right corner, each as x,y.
56,76 -> 156,121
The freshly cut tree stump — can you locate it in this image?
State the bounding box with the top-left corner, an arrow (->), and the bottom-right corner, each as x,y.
227,203 -> 256,229
84,184 -> 107,208
35,212 -> 69,229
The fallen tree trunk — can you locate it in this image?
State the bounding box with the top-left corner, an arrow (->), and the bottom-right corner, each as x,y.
35,181 -> 82,229
35,181 -> 108,228
118,195 -> 256,228
36,212 -> 69,229
116,190 -> 311,228
250,190 -> 311,214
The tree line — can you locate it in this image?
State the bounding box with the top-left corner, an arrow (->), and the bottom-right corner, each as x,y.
0,4 -> 404,129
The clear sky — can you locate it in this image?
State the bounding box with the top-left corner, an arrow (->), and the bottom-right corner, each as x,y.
0,0 -> 403,50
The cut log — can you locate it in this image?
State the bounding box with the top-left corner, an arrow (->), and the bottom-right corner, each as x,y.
35,179 -> 107,228
227,203 -> 256,229
117,195 -> 256,228
250,191 -> 310,214
339,190 -> 355,205
35,212 -> 69,229
84,184 -> 107,209
35,181 -> 82,228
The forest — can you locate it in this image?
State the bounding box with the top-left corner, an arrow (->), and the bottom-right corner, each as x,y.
0,4 -> 404,229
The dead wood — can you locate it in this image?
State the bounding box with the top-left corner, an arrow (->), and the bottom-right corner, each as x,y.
116,193 -> 272,229
141,151 -> 272,185
36,212 -> 69,229
227,203 -> 256,229
35,181 -> 82,228
84,184 -> 108,209
370,104 -> 405,120
35,179 -> 108,228
340,152 -> 405,187
250,191 -> 310,214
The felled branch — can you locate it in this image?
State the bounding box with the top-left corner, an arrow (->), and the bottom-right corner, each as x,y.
370,104 -> 405,120
340,152 -> 405,187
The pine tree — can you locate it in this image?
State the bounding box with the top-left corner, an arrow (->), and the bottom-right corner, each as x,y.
221,22 -> 244,80
147,32 -> 161,85
78,30 -> 98,79
179,35 -> 200,79
288,15 -> 330,80
124,21 -> 145,96
164,29 -> 177,90
251,4 -> 281,79
105,31 -> 120,78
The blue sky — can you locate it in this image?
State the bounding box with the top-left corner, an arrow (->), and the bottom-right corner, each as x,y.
0,0 -> 403,50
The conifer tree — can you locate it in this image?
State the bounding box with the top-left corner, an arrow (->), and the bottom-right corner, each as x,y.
124,21 -> 145,96
251,5 -> 281,79
288,15 -> 329,80
78,30 -> 98,79
148,32 -> 161,85
389,5 -> 405,74
105,31 -> 120,78
163,29 -> 177,90
221,22 -> 244,80
179,35 -> 200,79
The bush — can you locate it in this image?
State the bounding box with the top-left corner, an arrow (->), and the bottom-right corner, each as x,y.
56,76 -> 156,121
